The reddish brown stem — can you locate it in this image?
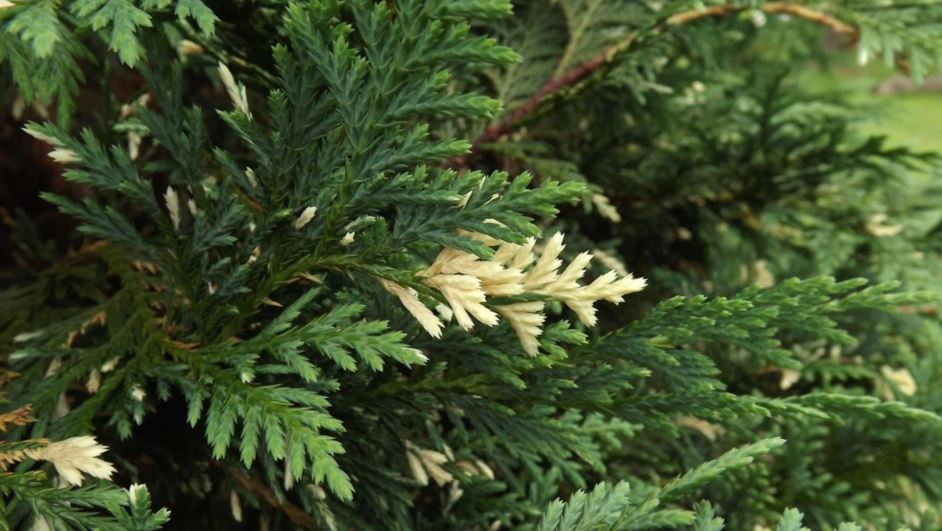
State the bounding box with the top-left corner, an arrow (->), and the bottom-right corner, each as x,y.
447,2 -> 858,169
453,40 -> 628,166
667,2 -> 857,36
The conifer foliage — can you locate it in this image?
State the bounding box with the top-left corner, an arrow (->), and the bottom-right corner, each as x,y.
2,0 -> 942,529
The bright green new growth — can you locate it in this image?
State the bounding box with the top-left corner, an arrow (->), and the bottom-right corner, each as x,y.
3,0 -> 942,529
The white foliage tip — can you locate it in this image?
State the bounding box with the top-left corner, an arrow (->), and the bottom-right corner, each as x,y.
591,193 -> 621,223
881,366 -> 917,397
423,273 -> 498,331
48,148 -> 79,164
218,62 -> 252,119
496,302 -> 545,356
245,167 -> 258,188
85,369 -> 101,394
391,230 -> 645,354
127,483 -> 146,504
27,436 -> 116,486
405,441 -> 453,486
131,384 -> 146,401
24,125 -> 79,164
230,489 -> 243,522
23,125 -> 60,146
524,232 -> 646,327
164,187 -> 181,231
866,213 -> 903,237
178,39 -> 204,56
293,206 -> 318,230
378,279 -> 444,338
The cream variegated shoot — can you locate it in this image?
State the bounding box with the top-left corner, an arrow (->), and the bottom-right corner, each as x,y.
26,436 -> 116,486
382,231 -> 645,355
23,125 -> 79,164
378,278 -> 444,338
164,187 -> 181,231
293,206 -> 318,230
405,441 -> 453,486
591,193 -> 622,223
217,62 -> 251,119
496,302 -> 546,356
423,273 -> 499,331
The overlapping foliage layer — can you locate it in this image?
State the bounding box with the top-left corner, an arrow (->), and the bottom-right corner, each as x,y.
3,0 -> 942,529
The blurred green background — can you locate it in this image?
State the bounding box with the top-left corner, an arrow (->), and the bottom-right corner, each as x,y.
804,55 -> 942,152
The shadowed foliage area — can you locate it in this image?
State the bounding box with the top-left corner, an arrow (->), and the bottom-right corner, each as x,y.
3,1 -> 942,529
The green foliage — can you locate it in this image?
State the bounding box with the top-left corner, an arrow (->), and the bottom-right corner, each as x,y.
536,438 -> 786,531
0,399 -> 170,530
3,0 -> 942,529
537,481 -> 632,531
